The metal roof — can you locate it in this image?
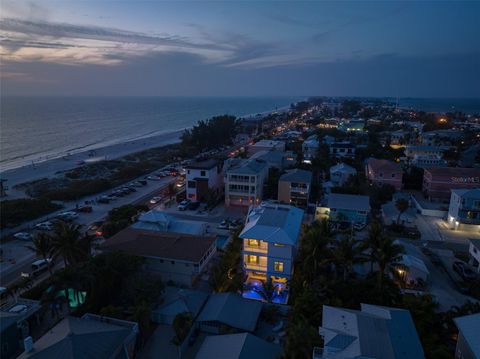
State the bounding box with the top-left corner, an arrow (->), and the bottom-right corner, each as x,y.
453,313 -> 480,357
195,333 -> 282,359
196,293 -> 262,332
239,203 -> 304,246
327,193 -> 370,212
280,169 -> 312,184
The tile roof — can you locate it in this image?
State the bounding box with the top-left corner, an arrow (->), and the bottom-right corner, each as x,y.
225,158 -> 268,175
101,227 -> 216,263
186,159 -> 219,170
367,158 -> 402,172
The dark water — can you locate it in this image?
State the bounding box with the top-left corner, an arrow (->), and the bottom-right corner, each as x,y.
397,98 -> 480,114
0,96 -> 300,171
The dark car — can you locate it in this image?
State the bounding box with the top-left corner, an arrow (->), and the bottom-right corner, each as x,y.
453,261 -> 477,280
75,205 -> 92,213
138,180 -> 147,186
98,196 -> 110,204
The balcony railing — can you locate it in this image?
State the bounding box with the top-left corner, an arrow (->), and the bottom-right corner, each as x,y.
243,245 -> 268,254
244,262 -> 267,271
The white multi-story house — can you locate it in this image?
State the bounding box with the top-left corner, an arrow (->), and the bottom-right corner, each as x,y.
240,202 -> 304,304
278,169 -> 312,207
411,154 -> 447,168
447,189 -> 480,232
329,163 -> 357,187
329,142 -> 356,158
185,159 -> 223,202
302,135 -> 320,162
224,158 -> 268,207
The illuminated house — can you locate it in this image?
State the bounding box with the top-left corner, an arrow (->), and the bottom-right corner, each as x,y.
317,193 -> 370,225
302,135 -> 320,162
447,189 -> 480,232
365,158 -> 403,190
240,202 -> 304,304
224,158 -> 268,207
185,159 -> 223,202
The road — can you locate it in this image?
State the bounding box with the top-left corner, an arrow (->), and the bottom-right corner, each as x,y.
0,176 -> 176,287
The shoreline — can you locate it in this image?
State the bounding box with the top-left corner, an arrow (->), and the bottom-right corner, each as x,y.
1,129 -> 185,194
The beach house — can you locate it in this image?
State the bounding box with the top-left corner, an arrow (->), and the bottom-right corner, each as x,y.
302,135 -> 320,162
185,159 -> 223,202
315,304 -> 424,359
329,163 -> 357,187
329,142 -> 356,158
317,193 -> 370,225
278,168 -> 312,207
422,167 -> 480,201
447,189 -> 480,232
240,202 -> 304,304
453,313 -> 480,359
224,158 -> 269,207
101,228 -> 217,287
365,158 -> 403,190
247,139 -> 285,156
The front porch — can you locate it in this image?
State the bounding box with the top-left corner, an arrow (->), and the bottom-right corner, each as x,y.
242,273 -> 289,304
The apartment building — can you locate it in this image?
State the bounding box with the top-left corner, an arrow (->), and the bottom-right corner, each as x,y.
447,189 -> 480,232
278,168 -> 312,207
224,158 -> 268,207
422,167 -> 480,201
240,202 -> 304,304
365,158 -> 403,190
185,159 -> 223,202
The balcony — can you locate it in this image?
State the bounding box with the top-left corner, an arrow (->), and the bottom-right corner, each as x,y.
244,262 -> 267,271
243,244 -> 268,254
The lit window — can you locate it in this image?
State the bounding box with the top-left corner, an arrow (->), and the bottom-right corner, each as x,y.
247,255 -> 259,264
274,243 -> 285,247
274,261 -> 284,272
248,239 -> 260,247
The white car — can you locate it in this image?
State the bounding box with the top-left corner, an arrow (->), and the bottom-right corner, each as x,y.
150,196 -> 163,204
35,222 -> 53,231
58,211 -> 79,221
14,232 -> 32,241
177,200 -> 191,211
217,220 -> 229,230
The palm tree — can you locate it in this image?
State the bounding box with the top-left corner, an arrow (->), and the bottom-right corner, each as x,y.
51,222 -> 84,266
300,220 -> 332,281
362,221 -> 384,273
395,199 -> 409,225
331,236 -> 364,281
376,237 -> 405,290
171,312 -> 193,357
26,232 -> 55,276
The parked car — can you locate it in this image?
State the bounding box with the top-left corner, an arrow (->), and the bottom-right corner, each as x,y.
150,196 -> 163,204
87,221 -> 104,237
217,219 -> 229,230
453,261 -> 477,280
75,205 -> 92,213
21,258 -> 54,278
147,176 -> 161,181
57,211 -> 79,221
98,196 -> 111,204
35,221 -> 53,231
137,180 -> 147,186
177,200 -> 191,211
13,232 -> 32,241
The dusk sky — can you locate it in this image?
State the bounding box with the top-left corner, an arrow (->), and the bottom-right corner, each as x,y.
1,1 -> 479,97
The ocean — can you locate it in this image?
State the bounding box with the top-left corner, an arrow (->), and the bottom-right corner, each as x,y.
397,98 -> 480,114
0,96 -> 300,171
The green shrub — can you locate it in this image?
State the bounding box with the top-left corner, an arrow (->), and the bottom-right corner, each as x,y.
0,198 -> 63,228
44,179 -> 112,200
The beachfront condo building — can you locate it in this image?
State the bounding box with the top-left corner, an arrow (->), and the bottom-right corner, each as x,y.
240,202 -> 304,304
185,159 -> 223,202
223,158 -> 268,207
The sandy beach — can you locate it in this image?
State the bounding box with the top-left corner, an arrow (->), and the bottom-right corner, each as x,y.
1,129 -> 184,197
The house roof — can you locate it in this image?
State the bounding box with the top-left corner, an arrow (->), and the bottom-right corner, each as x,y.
453,313 -> 480,357
132,210 -> 206,235
279,169 -> 312,184
424,167 -> 480,176
239,203 -> 304,246
226,158 -> 268,175
101,228 -> 216,263
249,151 -> 285,167
330,163 -> 357,174
327,193 -> 370,212
367,158 -> 402,173
399,254 -> 429,275
451,188 -> 480,199
331,142 -> 355,149
321,304 -> 424,359
19,316 -> 136,359
154,288 -> 208,319
196,293 -> 262,332
195,333 -> 282,359
250,139 -> 284,148
186,159 -> 219,170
